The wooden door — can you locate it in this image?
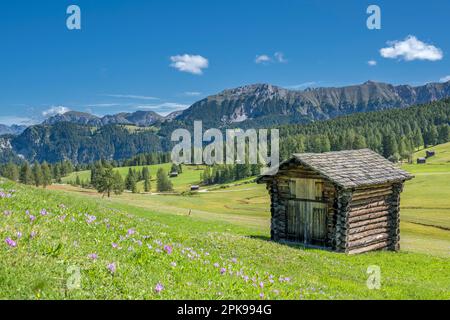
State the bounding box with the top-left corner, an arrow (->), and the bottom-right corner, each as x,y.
287,179 -> 328,245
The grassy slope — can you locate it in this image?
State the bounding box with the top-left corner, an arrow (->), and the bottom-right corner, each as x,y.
62,164 -> 204,192
1,179 -> 449,299
4,144 -> 450,299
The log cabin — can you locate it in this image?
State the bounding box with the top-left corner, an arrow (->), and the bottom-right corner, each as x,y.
257,149 -> 414,254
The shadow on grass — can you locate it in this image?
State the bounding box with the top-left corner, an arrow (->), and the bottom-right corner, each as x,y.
248,235 -> 332,251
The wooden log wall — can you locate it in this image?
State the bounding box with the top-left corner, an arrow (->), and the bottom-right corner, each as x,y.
334,188 -> 353,252
388,183 -> 403,251
345,183 -> 398,255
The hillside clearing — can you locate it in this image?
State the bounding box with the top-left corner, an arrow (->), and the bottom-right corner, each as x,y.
1,179 -> 449,299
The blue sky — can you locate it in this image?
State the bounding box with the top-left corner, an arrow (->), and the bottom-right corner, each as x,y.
0,0 -> 449,125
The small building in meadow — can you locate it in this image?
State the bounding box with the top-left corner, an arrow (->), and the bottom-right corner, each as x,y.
425,150 -> 435,158
417,157 -> 427,164
257,149 -> 413,254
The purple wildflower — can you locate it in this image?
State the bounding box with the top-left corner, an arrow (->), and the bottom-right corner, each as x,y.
213,263 -> 220,268
220,268 -> 227,275
127,228 -> 135,236
88,253 -> 98,260
164,245 -> 173,254
259,282 -> 264,289
154,283 -> 164,293
16,231 -> 22,239
86,215 -> 96,224
29,215 -> 36,222
107,262 -> 116,274
25,210 -> 30,215
5,237 -> 16,248
30,231 -> 37,238
40,209 -> 48,216
259,293 -> 265,299
111,242 -> 118,249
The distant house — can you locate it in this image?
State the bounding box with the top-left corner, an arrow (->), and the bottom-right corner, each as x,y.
190,185 -> 200,191
257,149 -> 413,255
417,158 -> 427,164
169,172 -> 179,178
425,150 -> 435,158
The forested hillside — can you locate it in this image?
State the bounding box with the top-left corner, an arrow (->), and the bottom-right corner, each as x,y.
278,99 -> 450,161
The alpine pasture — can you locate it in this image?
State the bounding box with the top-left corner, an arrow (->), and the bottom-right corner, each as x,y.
1,145 -> 450,299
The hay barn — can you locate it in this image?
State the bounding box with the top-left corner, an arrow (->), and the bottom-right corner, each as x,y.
257,149 -> 414,254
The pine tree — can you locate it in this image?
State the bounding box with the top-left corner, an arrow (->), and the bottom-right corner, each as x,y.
2,162 -> 19,181
382,134 -> 398,159
125,168 -> 137,191
142,167 -> 151,192
32,161 -> 43,187
41,162 -> 52,188
96,165 -> 124,197
19,163 -> 33,185
156,168 -> 173,192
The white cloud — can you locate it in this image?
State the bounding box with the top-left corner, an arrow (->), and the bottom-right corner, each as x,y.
368,60 -> 377,66
103,94 -> 158,100
135,102 -> 190,116
255,54 -> 271,64
170,54 -> 209,75
439,75 -> 450,83
42,106 -> 70,117
184,91 -> 202,96
274,52 -> 287,63
256,52 -> 288,64
380,35 -> 443,61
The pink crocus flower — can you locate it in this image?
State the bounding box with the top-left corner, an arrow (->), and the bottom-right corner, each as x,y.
107,262 -> 116,274
5,237 -> 16,248
164,245 -> 173,254
88,253 -> 98,260
155,283 -> 164,293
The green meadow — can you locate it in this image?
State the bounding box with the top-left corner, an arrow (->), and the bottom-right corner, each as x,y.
1,144 -> 450,299
62,163 -> 205,192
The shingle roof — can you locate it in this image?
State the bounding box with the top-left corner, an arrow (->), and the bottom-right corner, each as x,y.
258,149 -> 414,189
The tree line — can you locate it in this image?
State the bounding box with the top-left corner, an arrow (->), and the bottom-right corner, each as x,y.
201,163 -> 260,185
0,160 -> 74,188
278,99 -> 450,162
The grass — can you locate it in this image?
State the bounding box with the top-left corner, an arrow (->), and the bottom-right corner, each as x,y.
2,144 -> 450,299
412,142 -> 450,164
62,164 -> 204,192
1,179 -> 449,299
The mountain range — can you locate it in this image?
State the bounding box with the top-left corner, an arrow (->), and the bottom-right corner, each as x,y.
0,124 -> 27,136
2,80 -> 450,164
43,110 -> 165,127
176,80 -> 450,127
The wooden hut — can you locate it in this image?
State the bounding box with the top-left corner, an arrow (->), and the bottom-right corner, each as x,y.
257,149 -> 413,254
417,158 -> 426,164
425,150 -> 435,158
